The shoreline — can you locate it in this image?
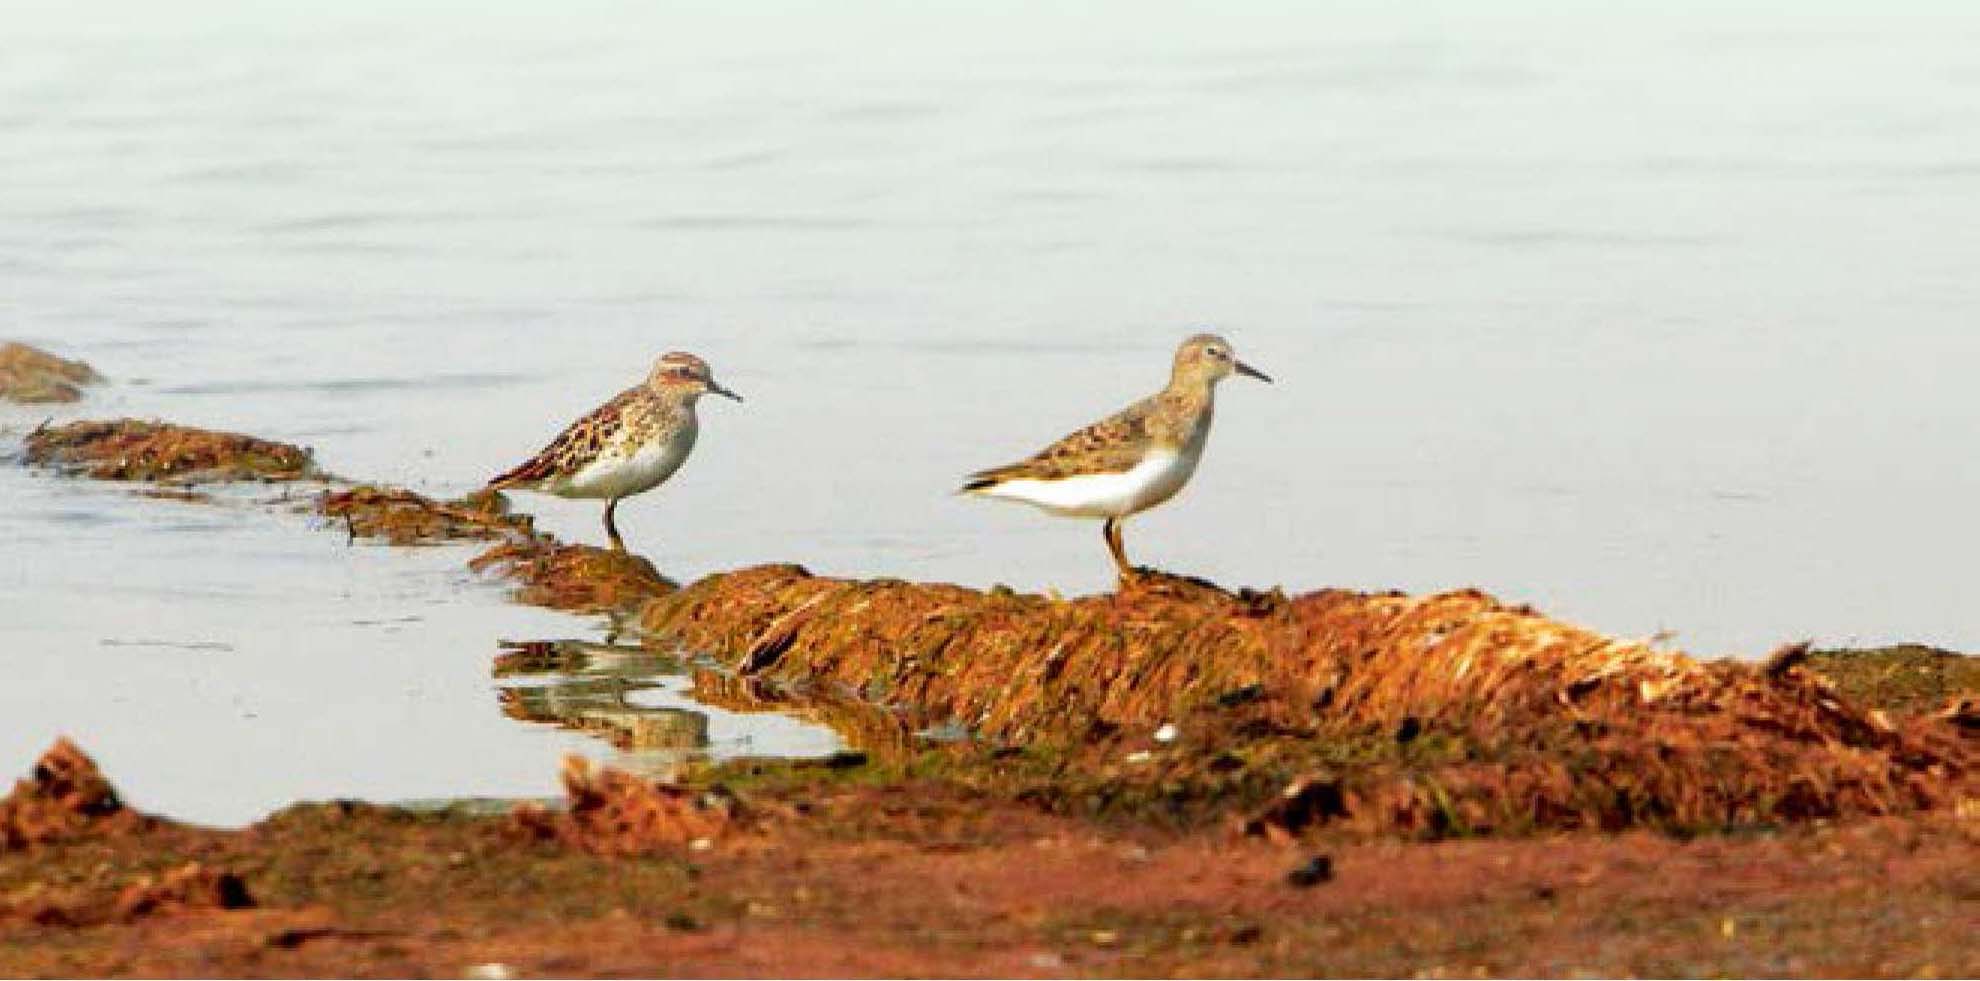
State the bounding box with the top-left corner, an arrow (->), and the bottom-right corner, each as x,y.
4,412 -> 1975,976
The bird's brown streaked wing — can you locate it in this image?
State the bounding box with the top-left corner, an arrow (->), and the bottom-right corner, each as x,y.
962,397 -> 1158,489
487,387 -> 637,489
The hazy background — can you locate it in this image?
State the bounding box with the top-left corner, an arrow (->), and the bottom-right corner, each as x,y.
5,1 -> 1978,822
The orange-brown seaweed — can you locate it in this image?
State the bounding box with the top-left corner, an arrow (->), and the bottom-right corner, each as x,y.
639,566 -> 1977,836
23,419 -> 314,483
0,342 -> 100,403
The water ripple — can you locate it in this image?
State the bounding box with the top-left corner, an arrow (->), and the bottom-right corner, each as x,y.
157,372 -> 533,396
633,213 -> 875,231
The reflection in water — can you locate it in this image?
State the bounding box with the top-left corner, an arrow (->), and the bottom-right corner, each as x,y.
496,639 -> 710,780
494,638 -> 845,780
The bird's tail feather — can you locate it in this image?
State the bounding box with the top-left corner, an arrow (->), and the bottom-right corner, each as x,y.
487,458 -> 546,491
958,467 -> 1013,495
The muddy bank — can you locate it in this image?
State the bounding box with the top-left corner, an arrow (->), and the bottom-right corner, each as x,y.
1,740 -> 1975,978
0,342 -> 100,403
510,755 -> 747,855
642,566 -> 1977,835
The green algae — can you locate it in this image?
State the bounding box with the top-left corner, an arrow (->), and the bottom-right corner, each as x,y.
1808,645 -> 1979,718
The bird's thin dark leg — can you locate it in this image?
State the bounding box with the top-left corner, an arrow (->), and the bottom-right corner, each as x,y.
1103,517 -> 1134,580
603,498 -> 627,552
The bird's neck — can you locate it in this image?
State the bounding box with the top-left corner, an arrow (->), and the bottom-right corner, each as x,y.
1152,377 -> 1216,448
1161,373 -> 1216,411
648,385 -> 700,410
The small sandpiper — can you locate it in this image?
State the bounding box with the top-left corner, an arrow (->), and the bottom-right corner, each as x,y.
488,352 -> 741,552
961,333 -> 1271,579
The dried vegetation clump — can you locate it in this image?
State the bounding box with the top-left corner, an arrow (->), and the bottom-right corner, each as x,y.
302,483 -> 675,611
23,419 -> 313,482
510,755 -> 746,855
641,565 -> 1978,837
0,342 -> 99,403
318,486 -> 532,544
0,739 -> 153,851
471,539 -> 677,613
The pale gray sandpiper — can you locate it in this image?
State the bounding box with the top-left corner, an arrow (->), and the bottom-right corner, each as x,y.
960,333 -> 1271,579
488,351 -> 741,552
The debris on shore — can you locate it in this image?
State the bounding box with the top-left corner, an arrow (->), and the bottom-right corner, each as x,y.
469,539 -> 676,613
312,480 -> 676,613
23,419 -> 314,483
319,485 -> 531,545
0,342 -> 100,404
0,739 -> 153,851
309,482 -> 676,611
509,755 -> 746,855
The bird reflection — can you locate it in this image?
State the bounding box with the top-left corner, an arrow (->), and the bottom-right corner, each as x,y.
495,638 -> 713,781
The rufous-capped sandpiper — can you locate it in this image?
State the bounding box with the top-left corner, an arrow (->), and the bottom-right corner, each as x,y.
960,333 -> 1271,579
488,351 -> 741,552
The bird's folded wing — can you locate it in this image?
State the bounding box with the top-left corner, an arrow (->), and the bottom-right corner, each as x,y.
488,387 -> 637,488
964,397 -> 1157,487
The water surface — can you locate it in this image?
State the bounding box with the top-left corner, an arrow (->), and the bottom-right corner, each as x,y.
5,1 -> 1979,824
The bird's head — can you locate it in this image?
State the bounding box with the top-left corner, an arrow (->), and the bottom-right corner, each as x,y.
647,351 -> 743,402
1172,332 -> 1271,388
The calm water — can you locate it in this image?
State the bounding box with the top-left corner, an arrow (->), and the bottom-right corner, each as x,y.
5,1 -> 1979,824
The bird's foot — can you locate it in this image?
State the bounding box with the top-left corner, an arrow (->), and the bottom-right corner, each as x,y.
1116,567 -> 1232,601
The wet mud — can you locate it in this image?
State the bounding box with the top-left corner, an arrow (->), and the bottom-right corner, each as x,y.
509,755 -> 748,855
0,342 -> 99,403
1,740 -> 1975,978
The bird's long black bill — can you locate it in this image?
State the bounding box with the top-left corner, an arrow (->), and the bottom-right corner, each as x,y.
1236,360 -> 1273,383
711,384 -> 745,402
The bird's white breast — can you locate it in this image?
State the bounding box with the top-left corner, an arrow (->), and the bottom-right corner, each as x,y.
978,446 -> 1200,519
552,418 -> 698,500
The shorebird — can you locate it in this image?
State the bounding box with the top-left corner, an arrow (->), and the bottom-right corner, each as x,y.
960,333 -> 1271,579
488,352 -> 741,552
